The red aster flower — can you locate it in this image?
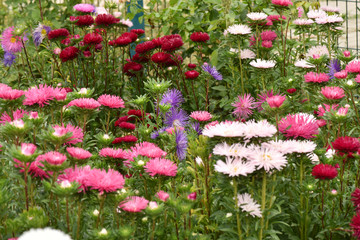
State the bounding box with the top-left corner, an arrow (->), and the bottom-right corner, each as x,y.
161,37 -> 184,52
59,46 -> 79,62
118,122 -> 136,130
74,15 -> 94,27
332,136 -> 360,153
122,32 -> 138,42
112,135 -> 138,144
83,33 -> 103,45
108,40 -> 115,46
135,41 -> 156,54
165,54 -> 183,66
351,212 -> 360,239
185,70 -> 200,79
131,29 -> 145,36
190,32 -> 210,42
188,63 -> 196,69
95,14 -> 119,27
48,28 -> 70,40
287,88 -> 297,94
123,62 -> 143,76
351,188 -> 360,210
151,52 -> 170,63
311,164 -> 338,180
127,109 -> 143,117
132,53 -> 149,63
115,116 -> 130,126
115,36 -> 132,46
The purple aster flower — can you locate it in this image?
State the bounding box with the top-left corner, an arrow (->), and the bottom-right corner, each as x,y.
33,24 -> 51,47
327,59 -> 341,79
202,63 -> 223,80
175,129 -> 188,161
189,122 -> 202,135
3,51 -> 16,67
151,127 -> 167,139
160,88 -> 184,108
164,107 -> 189,127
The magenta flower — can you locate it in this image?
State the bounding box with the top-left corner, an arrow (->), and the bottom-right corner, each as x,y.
266,95 -> 286,108
52,124 -> 84,145
99,147 -> 129,159
73,3 -> 95,13
85,168 -> 125,194
334,70 -> 348,79
119,196 -> 149,212
304,72 -> 330,83
144,158 -> 177,177
188,192 -> 197,201
232,94 -> 256,119
261,30 -> 277,41
66,147 -> 92,160
278,113 -> 319,139
255,90 -> 277,111
156,191 -> 170,202
320,86 -> 345,100
58,165 -> 93,191
43,151 -> 67,165
190,111 -> 212,121
0,109 -> 28,125
1,26 -> 26,53
316,104 -> 338,117
68,98 -> 101,109
98,94 -> 125,108
52,87 -> 67,101
129,142 -> 167,159
21,143 -> 37,156
271,0 -> 293,6
0,89 -> 24,100
23,84 -> 55,107
346,60 -> 360,73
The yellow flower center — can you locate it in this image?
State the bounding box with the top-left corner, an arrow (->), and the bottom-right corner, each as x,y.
41,29 -> 47,35
10,37 -> 17,43
262,154 -> 272,161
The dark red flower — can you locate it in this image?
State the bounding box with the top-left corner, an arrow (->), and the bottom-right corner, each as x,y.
95,14 -> 119,27
351,188 -> 360,210
48,28 -> 70,40
83,51 -> 91,57
151,52 -> 170,63
74,15 -> 94,27
161,37 -> 184,52
109,40 -> 116,46
190,32 -> 210,42
115,36 -> 132,46
59,46 -> 79,62
287,88 -> 297,94
152,37 -> 164,48
123,62 -> 143,76
332,136 -> 360,153
83,33 -> 103,45
127,109 -> 143,117
131,29 -> 145,36
311,164 -> 338,180
118,122 -> 136,130
112,135 -> 138,144
165,54 -> 183,66
135,41 -> 156,54
64,87 -> 73,93
188,63 -> 196,69
350,212 -> 360,239
115,116 -> 130,126
132,53 -> 149,63
185,70 -> 200,79
122,32 -> 138,42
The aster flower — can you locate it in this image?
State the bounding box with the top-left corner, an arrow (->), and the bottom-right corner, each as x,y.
226,24 -> 252,35
247,147 -> 287,172
2,51 -> 16,67
65,124 -> 84,145
20,143 -> 37,156
43,151 -> 67,165
144,158 -> 177,177
190,122 -> 202,135
334,70 -> 348,79
33,24 -> 51,47
293,19 -> 314,25
118,122 -> 136,130
332,136 -> 360,153
47,28 -> 70,40
346,60 -> 360,73
202,63 -> 223,80
237,193 -> 262,218
58,165 -> 92,191
266,95 -> 286,108
315,15 -> 344,24
243,120 -> 277,139
1,26 -> 26,53
72,15 -> 94,27
256,90 -> 277,111
175,129 -> 188,160
213,142 -> 249,158
67,147 -> 92,160
271,0 -> 293,7
112,135 -> 138,144
247,12 -> 268,21
156,191 -> 170,202
133,141 -> 167,158
190,111 -> 212,121
68,98 -> 101,109
85,168 -> 125,194
351,188 -> 360,210
351,212 -> 360,239
307,9 -> 327,19
202,121 -> 245,138
100,147 -> 129,159
98,94 -> 125,108
59,46 -> 79,62
304,72 -> 330,83
278,113 -> 319,139
239,49 -> 256,59
73,3 -> 95,13
306,45 -> 329,58
119,196 -> 149,212
160,88 -> 184,108
321,86 -> 345,100
311,164 -> 338,180
185,70 -> 200,79
214,156 -> 256,176
0,89 -> 24,100
120,19 -> 133,28
190,32 -> 210,42
250,59 -> 276,68
294,60 -> 315,68
164,107 -> 189,127
23,85 -> 55,107
232,94 -> 256,119
261,30 -> 277,41
18,227 -> 72,240
83,33 -> 103,45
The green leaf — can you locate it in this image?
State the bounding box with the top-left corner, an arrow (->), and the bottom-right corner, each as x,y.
210,49 -> 218,66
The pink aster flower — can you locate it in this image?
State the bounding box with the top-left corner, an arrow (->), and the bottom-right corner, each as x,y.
1,26 -> 26,53
334,70 -> 348,79
0,89 -> 24,100
52,87 -> 67,101
68,98 -> 101,109
316,104 -> 339,117
232,94 -> 256,119
156,191 -> 170,202
304,72 -> 330,83
266,95 -> 286,108
321,86 -> 345,100
66,147 -> 92,160
73,3 -> 95,13
85,168 -> 125,194
58,165 -> 93,191
99,147 -> 128,159
0,109 -> 28,125
190,111 -> 212,121
129,142 -> 167,160
144,158 -> 177,177
43,151 -> 67,165
261,30 -> 277,41
346,60 -> 360,73
14,155 -> 52,179
98,94 -> 125,108
119,196 -> 149,212
29,112 -> 39,119
256,90 -> 277,111
23,84 -> 55,107
52,124 -> 83,145
271,0 -> 293,7
278,113 -> 319,139
21,143 -> 37,156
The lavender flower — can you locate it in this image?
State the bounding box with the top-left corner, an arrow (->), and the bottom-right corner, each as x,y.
164,107 -> 189,127
160,88 -> 184,108
175,129 -> 188,161
202,63 -> 223,80
327,59 -> 341,79
189,122 -> 202,135
33,24 -> 51,47
3,51 -> 16,67
151,127 -> 167,139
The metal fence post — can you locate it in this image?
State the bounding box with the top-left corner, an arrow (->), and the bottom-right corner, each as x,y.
127,0 -> 144,56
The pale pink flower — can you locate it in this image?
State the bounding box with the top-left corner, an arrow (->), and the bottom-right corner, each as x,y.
85,168 -> 125,194
315,15 -> 343,24
156,191 -> 170,202
98,94 -> 125,108
307,9 -> 327,19
321,86 -> 345,100
1,26 -> 26,53
68,98 -> 101,109
0,89 -> 24,100
119,196 -> 149,212
43,151 -> 67,165
297,7 -> 304,18
306,45 -> 329,58
52,125 -> 67,137
67,147 -> 92,160
321,6 -> 340,13
202,121 -> 244,137
293,19 -> 314,25
334,70 -> 348,79
214,156 -> 256,176
243,120 -> 277,139
232,94 -> 256,119
148,201 -> 159,209
29,112 -> 39,119
120,19 -> 133,28
73,3 -> 95,13
271,0 -> 293,7
144,158 -> 177,177
279,113 -> 319,139
10,119 -> 24,128
266,95 -> 286,108
294,60 -> 315,68
336,107 -> 349,116
247,12 -> 268,21
21,143 -> 37,156
304,72 -> 330,83
53,48 -> 61,55
226,24 -> 252,35
250,59 -> 276,68
99,147 -> 128,159
190,111 -> 212,121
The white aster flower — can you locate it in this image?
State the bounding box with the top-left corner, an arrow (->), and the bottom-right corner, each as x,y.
262,140 -> 295,154
237,193 -> 262,218
19,228 -> 72,240
247,147 -> 287,172
306,45 -> 329,58
325,148 -> 336,159
286,140 -> 317,153
214,156 -> 256,177
120,19 -> 134,28
213,142 -> 249,158
249,59 -> 276,68
247,12 -> 268,21
226,24 -> 252,35
294,60 -> 315,68
293,18 -> 314,25
230,48 -> 256,59
321,6 -> 340,13
315,14 -> 344,24
243,120 -> 277,139
307,153 -> 320,164
202,121 -> 245,138
195,156 -> 203,166
307,9 -> 327,19
96,7 -> 108,15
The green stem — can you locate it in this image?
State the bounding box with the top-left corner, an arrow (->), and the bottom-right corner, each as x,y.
234,178 -> 242,240
259,170 -> 267,240
237,39 -> 244,94
76,198 -> 82,240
